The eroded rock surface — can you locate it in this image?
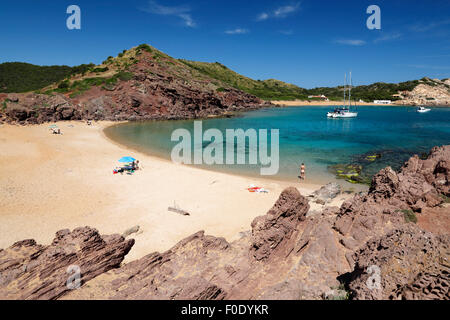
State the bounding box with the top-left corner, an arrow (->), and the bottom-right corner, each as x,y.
251,187 -> 309,261
1,146 -> 449,300
0,227 -> 134,300
347,224 -> 450,300
334,145 -> 449,267
0,50 -> 269,125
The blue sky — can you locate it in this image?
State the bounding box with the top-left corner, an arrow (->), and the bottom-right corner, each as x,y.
0,0 -> 449,88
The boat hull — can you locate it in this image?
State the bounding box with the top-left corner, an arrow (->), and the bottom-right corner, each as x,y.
327,111 -> 358,118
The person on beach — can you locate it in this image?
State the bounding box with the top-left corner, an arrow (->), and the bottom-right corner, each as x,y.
130,160 -> 140,171
300,163 -> 306,180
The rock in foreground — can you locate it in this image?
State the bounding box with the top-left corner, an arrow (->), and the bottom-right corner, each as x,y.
1,146 -> 449,300
0,227 -> 134,300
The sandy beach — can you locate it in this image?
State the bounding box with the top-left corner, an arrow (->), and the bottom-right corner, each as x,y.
271,100 -> 382,106
0,121 -> 353,262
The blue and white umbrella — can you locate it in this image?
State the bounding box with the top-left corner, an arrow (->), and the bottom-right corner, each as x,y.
118,156 -> 136,163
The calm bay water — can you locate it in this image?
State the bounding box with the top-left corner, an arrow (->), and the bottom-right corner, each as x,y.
105,106 -> 450,184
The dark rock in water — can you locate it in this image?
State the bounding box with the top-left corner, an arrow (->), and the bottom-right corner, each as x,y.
335,145 -> 449,258
328,163 -> 371,185
328,148 -> 443,186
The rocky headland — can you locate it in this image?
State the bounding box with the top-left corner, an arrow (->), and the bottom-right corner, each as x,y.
394,78 -> 450,106
0,45 -> 269,125
0,145 -> 448,300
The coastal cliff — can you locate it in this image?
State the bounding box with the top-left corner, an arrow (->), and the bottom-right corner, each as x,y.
394,78 -> 450,106
0,45 -> 268,125
1,145 -> 448,300
2,45 -> 449,126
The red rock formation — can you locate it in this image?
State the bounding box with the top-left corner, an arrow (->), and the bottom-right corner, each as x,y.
0,146 -> 448,300
334,145 -> 449,266
347,225 -> 449,300
0,50 -> 269,125
251,187 -> 309,261
0,227 -> 134,300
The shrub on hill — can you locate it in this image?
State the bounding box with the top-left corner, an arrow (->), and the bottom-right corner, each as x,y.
0,62 -> 95,93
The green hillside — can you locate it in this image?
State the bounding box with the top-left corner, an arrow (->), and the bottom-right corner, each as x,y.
179,60 -> 425,102
0,62 -> 94,93
0,45 -> 431,102
306,80 -> 421,102
179,60 -> 308,100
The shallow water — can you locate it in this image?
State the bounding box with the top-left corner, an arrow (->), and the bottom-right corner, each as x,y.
105,105 -> 450,184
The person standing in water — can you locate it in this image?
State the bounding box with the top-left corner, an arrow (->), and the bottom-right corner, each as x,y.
300,163 -> 306,180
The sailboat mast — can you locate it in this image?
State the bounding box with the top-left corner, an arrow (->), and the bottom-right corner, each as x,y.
349,71 -> 352,108
344,74 -> 346,107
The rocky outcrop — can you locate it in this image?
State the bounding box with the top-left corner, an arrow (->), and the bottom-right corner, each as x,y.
309,182 -> 341,205
347,224 -> 449,300
395,79 -> 450,106
251,187 -> 309,261
0,227 -> 134,300
334,145 -> 449,265
0,146 -> 448,300
0,49 -> 269,125
63,189 -> 348,300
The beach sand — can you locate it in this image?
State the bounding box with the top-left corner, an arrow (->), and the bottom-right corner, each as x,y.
0,121 -> 353,262
271,100 -> 382,106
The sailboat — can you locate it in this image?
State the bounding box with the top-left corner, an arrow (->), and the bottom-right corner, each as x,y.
417,106 -> 431,113
327,72 -> 358,118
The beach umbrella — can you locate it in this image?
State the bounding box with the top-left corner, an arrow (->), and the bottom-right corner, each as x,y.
49,124 -> 58,128
118,156 -> 136,163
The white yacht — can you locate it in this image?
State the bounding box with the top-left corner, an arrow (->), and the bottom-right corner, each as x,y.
417,106 -> 431,113
327,72 -> 358,118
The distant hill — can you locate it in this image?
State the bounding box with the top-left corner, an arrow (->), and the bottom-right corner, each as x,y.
1,44 -> 448,105
0,62 -> 94,93
0,44 -> 265,124
178,60 -> 433,102
179,60 -> 308,100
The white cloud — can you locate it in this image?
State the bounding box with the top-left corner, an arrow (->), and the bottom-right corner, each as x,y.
140,1 -> 196,27
374,32 -> 402,43
279,30 -> 294,35
410,19 -> 450,32
257,12 -> 269,21
225,28 -> 249,35
274,3 -> 300,18
335,39 -> 366,46
256,3 -> 300,21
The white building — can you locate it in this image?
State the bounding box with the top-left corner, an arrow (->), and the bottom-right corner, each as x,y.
308,94 -> 329,101
373,100 -> 392,105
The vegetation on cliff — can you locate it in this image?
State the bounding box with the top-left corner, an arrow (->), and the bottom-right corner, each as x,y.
0,62 -> 95,93
179,60 -> 308,100
1,44 -> 446,103
179,60 -> 428,101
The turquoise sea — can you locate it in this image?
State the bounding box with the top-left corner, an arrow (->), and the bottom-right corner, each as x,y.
104,106 -> 450,185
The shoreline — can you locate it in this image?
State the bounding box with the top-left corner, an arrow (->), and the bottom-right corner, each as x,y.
270,100 -> 450,107
102,121 -> 340,188
0,121 -> 355,263
271,100 -> 381,106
